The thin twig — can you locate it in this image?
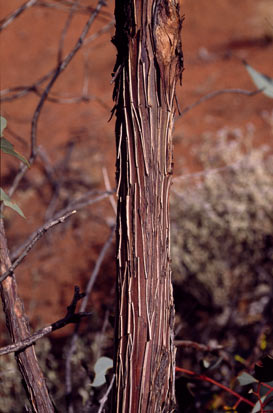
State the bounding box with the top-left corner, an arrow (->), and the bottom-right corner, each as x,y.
102,167 -> 117,214
37,91 -> 111,110
98,374 -> 115,413
173,157 -> 244,183
84,20 -> 114,46
37,0 -> 113,20
7,0 -> 106,199
63,190 -> 114,213
0,0 -> 38,32
178,88 -> 261,118
0,69 -> 56,101
0,286 -> 90,356
80,225 -> 115,312
82,48 -> 90,97
176,366 -> 255,408
0,210 -> 76,283
57,0 -> 79,63
1,86 -> 110,109
10,190 -> 114,261
37,146 -> 62,221
0,22 -> 114,105
65,226 -> 115,413
174,340 -> 223,352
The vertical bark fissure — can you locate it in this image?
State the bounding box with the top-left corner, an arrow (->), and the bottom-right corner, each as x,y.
113,0 -> 183,411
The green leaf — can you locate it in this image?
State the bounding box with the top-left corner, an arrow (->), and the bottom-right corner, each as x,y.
243,61 -> 273,99
238,372 -> 258,386
0,116 -> 7,137
0,188 -> 25,218
91,357 -> 113,387
0,137 -> 30,166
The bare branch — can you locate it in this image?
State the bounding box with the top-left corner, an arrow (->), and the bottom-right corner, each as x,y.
102,167 -> 117,214
84,20 -> 114,46
0,286 -> 90,356
38,91 -> 111,110
0,21 -> 114,106
172,157 -> 245,183
174,340 -> 223,352
0,210 -> 76,283
7,0 -> 107,199
37,0 -> 113,20
57,0 -> 79,63
0,69 -> 56,101
10,190 -> 114,261
0,0 -> 38,32
65,226 -> 115,413
79,225 -> 115,312
98,374 -> 115,413
178,88 -> 261,118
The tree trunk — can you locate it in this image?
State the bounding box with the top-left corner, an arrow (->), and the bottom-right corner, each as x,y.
112,0 -> 183,411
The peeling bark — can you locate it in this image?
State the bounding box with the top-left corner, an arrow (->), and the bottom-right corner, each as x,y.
112,0 -> 183,411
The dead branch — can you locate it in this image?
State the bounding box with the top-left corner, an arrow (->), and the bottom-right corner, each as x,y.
102,167 -> 117,214
0,286 -> 90,356
98,374 -> 115,413
0,21 -> 114,103
10,190 -> 114,262
178,88 -> 261,118
174,340 -> 223,352
84,20 -> 114,45
0,69 -> 56,101
0,210 -> 76,284
37,0 -> 113,21
0,0 -> 38,32
172,157 -> 245,184
57,0 -> 79,63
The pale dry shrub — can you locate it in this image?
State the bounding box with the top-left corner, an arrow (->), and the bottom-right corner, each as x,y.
171,128 -> 273,320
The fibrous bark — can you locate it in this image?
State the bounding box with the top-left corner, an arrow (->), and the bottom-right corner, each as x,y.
112,0 -> 183,411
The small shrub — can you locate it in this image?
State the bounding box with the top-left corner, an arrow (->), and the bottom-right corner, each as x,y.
171,127 -> 273,320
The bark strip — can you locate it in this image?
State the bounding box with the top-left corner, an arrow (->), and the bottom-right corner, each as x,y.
112,0 -> 183,411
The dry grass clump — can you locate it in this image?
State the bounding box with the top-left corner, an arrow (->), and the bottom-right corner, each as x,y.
171,128 -> 273,322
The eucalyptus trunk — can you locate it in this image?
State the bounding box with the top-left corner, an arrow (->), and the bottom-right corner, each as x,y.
112,0 -> 183,411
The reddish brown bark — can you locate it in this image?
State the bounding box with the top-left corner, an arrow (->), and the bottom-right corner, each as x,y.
0,219 -> 54,413
112,0 -> 183,411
